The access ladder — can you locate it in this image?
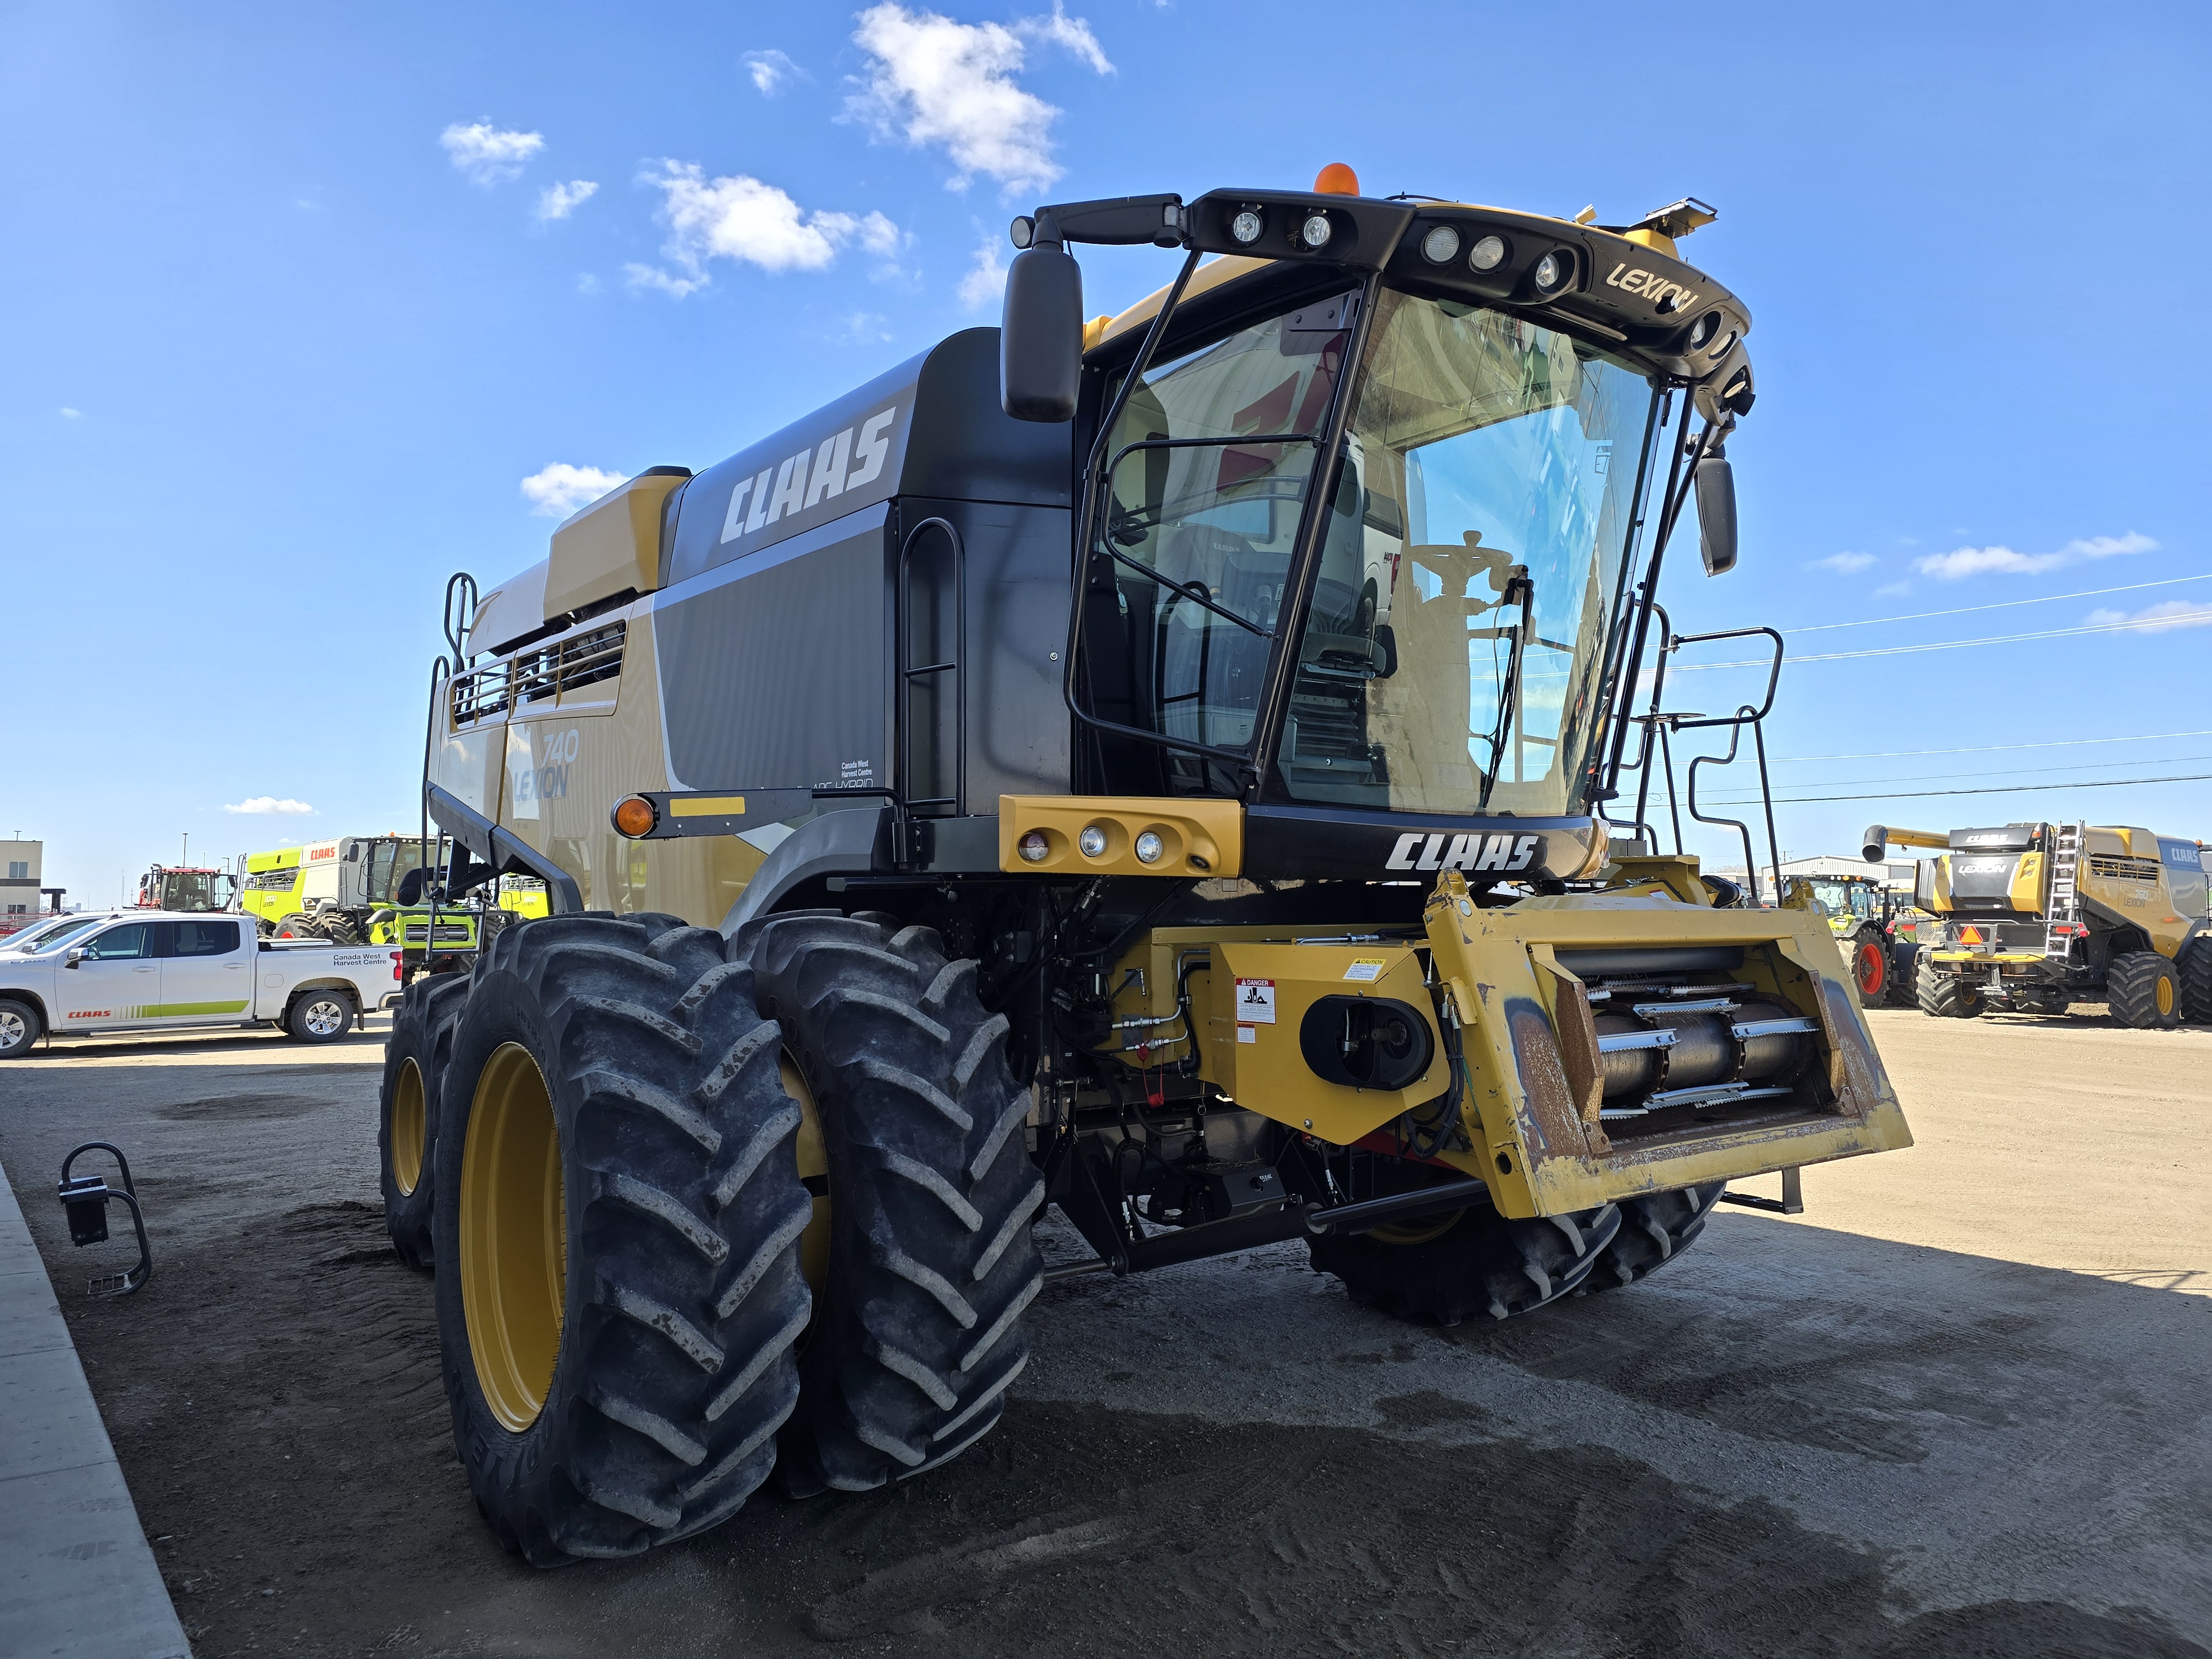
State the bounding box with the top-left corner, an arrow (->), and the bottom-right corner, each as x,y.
2042,822 -> 2085,959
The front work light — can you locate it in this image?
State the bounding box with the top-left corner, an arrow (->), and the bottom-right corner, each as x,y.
612,796 -> 658,838
1300,213 -> 1333,250
1468,234 -> 1506,272
1134,831 -> 1165,865
1230,208 -> 1265,244
1533,251 -> 1567,292
1079,825 -> 1109,859
1420,225 -> 1460,264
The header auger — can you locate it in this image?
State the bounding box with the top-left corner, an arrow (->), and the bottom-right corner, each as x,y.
388,164 -> 1909,1566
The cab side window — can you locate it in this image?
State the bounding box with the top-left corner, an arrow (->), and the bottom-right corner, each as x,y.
82,924 -> 153,961
168,920 -> 241,957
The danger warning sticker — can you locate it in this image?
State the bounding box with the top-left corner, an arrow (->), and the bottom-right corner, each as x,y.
1343,957 -> 1386,983
1235,978 -> 1276,1024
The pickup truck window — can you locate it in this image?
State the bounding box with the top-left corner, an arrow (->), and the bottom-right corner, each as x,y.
165,919 -> 241,957
82,924 -> 153,961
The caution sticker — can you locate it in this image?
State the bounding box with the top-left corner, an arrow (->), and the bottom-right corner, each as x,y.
1343,957 -> 1386,983
1235,978 -> 1277,1024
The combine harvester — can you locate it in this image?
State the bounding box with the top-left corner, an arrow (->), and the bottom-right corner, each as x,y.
1867,821 -> 2211,1025
385,165 -> 1913,1564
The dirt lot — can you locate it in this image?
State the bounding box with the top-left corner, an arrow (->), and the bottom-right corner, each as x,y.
3,1006 -> 2208,1657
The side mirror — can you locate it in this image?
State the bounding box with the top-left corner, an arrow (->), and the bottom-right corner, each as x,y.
65,947 -> 84,968
1694,451 -> 1737,576
1000,243 -> 1083,423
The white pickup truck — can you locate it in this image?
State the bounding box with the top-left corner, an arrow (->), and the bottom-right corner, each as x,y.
0,911 -> 403,1058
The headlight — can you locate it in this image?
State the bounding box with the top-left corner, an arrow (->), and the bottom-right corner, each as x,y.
1018,830 -> 1050,863
1300,212 -> 1332,250
1688,311 -> 1720,349
1420,224 -> 1460,264
1079,825 -> 1109,858
1709,330 -> 1738,359
1533,251 -> 1567,293
1230,208 -> 1264,244
1468,233 -> 1506,272
1134,831 -> 1164,865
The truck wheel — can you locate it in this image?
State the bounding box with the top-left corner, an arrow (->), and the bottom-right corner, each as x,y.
378,974 -> 471,1270
433,912 -> 811,1566
1916,963 -> 1982,1019
1308,1197 -> 1620,1326
2176,938 -> 2212,1025
0,997 -> 40,1059
320,910 -> 366,946
1847,930 -> 1887,1002
735,911 -> 1045,1496
2107,952 -> 2181,1030
286,989 -> 354,1042
1583,1182 -> 1725,1291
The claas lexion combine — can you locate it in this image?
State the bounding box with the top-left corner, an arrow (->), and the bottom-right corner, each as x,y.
1866,820 -> 2212,1025
384,166 -> 1911,1566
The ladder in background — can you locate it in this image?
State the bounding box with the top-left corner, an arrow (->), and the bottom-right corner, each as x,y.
2043,822 -> 2085,958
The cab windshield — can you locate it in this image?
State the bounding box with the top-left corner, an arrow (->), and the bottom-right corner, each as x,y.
1088,286 -> 1657,808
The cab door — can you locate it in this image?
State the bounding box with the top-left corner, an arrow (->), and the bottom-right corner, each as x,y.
57,921 -> 159,1029
156,917 -> 252,1023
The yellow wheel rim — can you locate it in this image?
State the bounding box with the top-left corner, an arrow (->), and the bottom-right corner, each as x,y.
781,1050 -> 831,1297
1368,1208 -> 1464,1247
460,1042 -> 567,1432
391,1058 -> 426,1196
2157,977 -> 2176,1016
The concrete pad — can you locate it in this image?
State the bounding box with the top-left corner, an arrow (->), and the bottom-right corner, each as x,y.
0,1157 -> 189,1658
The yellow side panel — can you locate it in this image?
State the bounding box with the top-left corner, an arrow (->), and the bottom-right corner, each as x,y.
2008,851 -> 2046,912
998,795 -> 1241,878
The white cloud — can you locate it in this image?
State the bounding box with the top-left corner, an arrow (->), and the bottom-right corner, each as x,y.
225,797 -> 315,816
59,406 -> 80,419
630,161 -> 901,294
1875,581 -> 1912,597
576,272 -> 600,295
846,2 -> 1113,197
1809,551 -> 1875,575
836,312 -> 895,344
536,180 -> 598,221
521,463 -> 629,518
440,121 -> 545,186
957,233 -> 1008,310
743,48 -> 808,95
1914,530 -> 2157,581
2083,601 -> 2212,634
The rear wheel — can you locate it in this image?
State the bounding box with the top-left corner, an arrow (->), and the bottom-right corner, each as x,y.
736,911 -> 1044,1497
1308,1197 -> 1620,1326
378,973 -> 470,1269
274,912 -> 323,940
320,909 -> 366,946
286,989 -> 354,1042
2107,952 -> 2181,1030
433,912 -> 812,1566
0,997 -> 40,1058
1847,930 -> 1887,1002
1916,963 -> 1983,1019
1584,1182 -> 1725,1292
2176,938 -> 2212,1025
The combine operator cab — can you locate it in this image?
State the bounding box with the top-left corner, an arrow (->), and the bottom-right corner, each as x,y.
395,167 -> 1912,1567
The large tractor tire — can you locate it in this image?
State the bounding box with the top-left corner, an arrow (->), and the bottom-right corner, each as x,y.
736,911 -> 1045,1497
432,912 -> 812,1566
319,909 -> 366,946
2175,938 -> 2212,1025
274,911 -> 324,940
2107,951 -> 2182,1031
378,973 -> 471,1270
1308,1197 -> 1621,1326
1584,1181 -> 1726,1292
1845,927 -> 1889,1004
1916,963 -> 1983,1019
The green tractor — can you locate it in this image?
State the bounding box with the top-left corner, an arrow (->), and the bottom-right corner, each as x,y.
1787,873 -> 1921,1006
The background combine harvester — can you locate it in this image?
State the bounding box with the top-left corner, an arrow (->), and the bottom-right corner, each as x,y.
241,834 -> 548,972
383,166 -> 1911,1567
1866,821 -> 2211,1025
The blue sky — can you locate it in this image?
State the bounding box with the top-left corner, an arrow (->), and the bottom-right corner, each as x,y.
3,1 -> 2208,905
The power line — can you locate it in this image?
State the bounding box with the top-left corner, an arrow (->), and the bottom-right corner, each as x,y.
1703,772 -> 2212,806
1670,608 -> 2212,671
1750,753 -> 2212,792
1783,573 -> 2211,635
1770,728 -> 2212,763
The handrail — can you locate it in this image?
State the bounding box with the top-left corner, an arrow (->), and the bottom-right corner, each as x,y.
896,517 -> 964,817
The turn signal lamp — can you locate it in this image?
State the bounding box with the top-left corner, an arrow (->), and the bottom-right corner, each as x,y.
612,796 -> 658,838
1018,830 -> 1051,863
1312,163 -> 1360,196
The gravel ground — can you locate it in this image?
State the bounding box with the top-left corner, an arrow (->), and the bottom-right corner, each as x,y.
1,1006 -> 2207,1657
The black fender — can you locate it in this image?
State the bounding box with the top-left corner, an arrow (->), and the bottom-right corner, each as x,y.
718,806 -> 891,935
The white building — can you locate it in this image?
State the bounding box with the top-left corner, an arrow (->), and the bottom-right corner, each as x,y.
0,838 -> 44,932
